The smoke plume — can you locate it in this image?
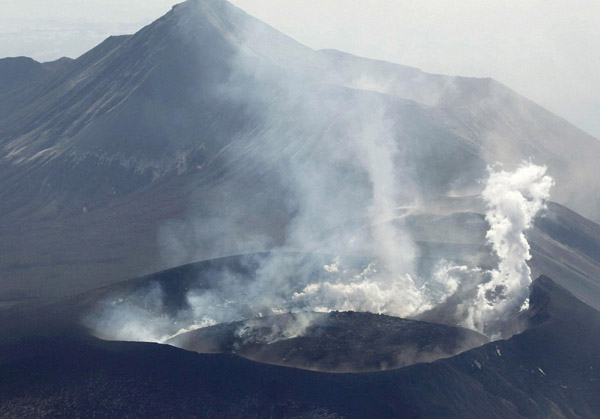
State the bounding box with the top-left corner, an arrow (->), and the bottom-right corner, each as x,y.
85,1 -> 555,344
461,162 -> 554,333
86,161 -> 553,343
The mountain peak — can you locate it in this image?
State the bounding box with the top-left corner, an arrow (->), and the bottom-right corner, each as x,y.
165,0 -> 313,66
0,56 -> 59,95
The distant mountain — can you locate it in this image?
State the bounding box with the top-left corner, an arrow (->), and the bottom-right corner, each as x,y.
0,57 -> 48,95
1,276 -> 598,418
0,56 -> 72,95
1,0 -> 599,302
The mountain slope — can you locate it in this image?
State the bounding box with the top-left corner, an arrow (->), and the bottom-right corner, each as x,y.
1,0 -> 600,301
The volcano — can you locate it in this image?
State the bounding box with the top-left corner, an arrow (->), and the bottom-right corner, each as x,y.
2,0 -> 600,417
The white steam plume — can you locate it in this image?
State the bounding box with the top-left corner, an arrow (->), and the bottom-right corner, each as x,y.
461,161 -> 554,332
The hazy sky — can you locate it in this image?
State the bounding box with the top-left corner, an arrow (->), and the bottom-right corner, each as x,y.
1,0 -> 598,138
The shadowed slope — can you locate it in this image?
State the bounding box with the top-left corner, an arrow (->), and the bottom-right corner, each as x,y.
0,277 -> 599,418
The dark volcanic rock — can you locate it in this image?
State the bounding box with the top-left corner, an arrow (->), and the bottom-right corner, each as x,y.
167,311 -> 488,372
